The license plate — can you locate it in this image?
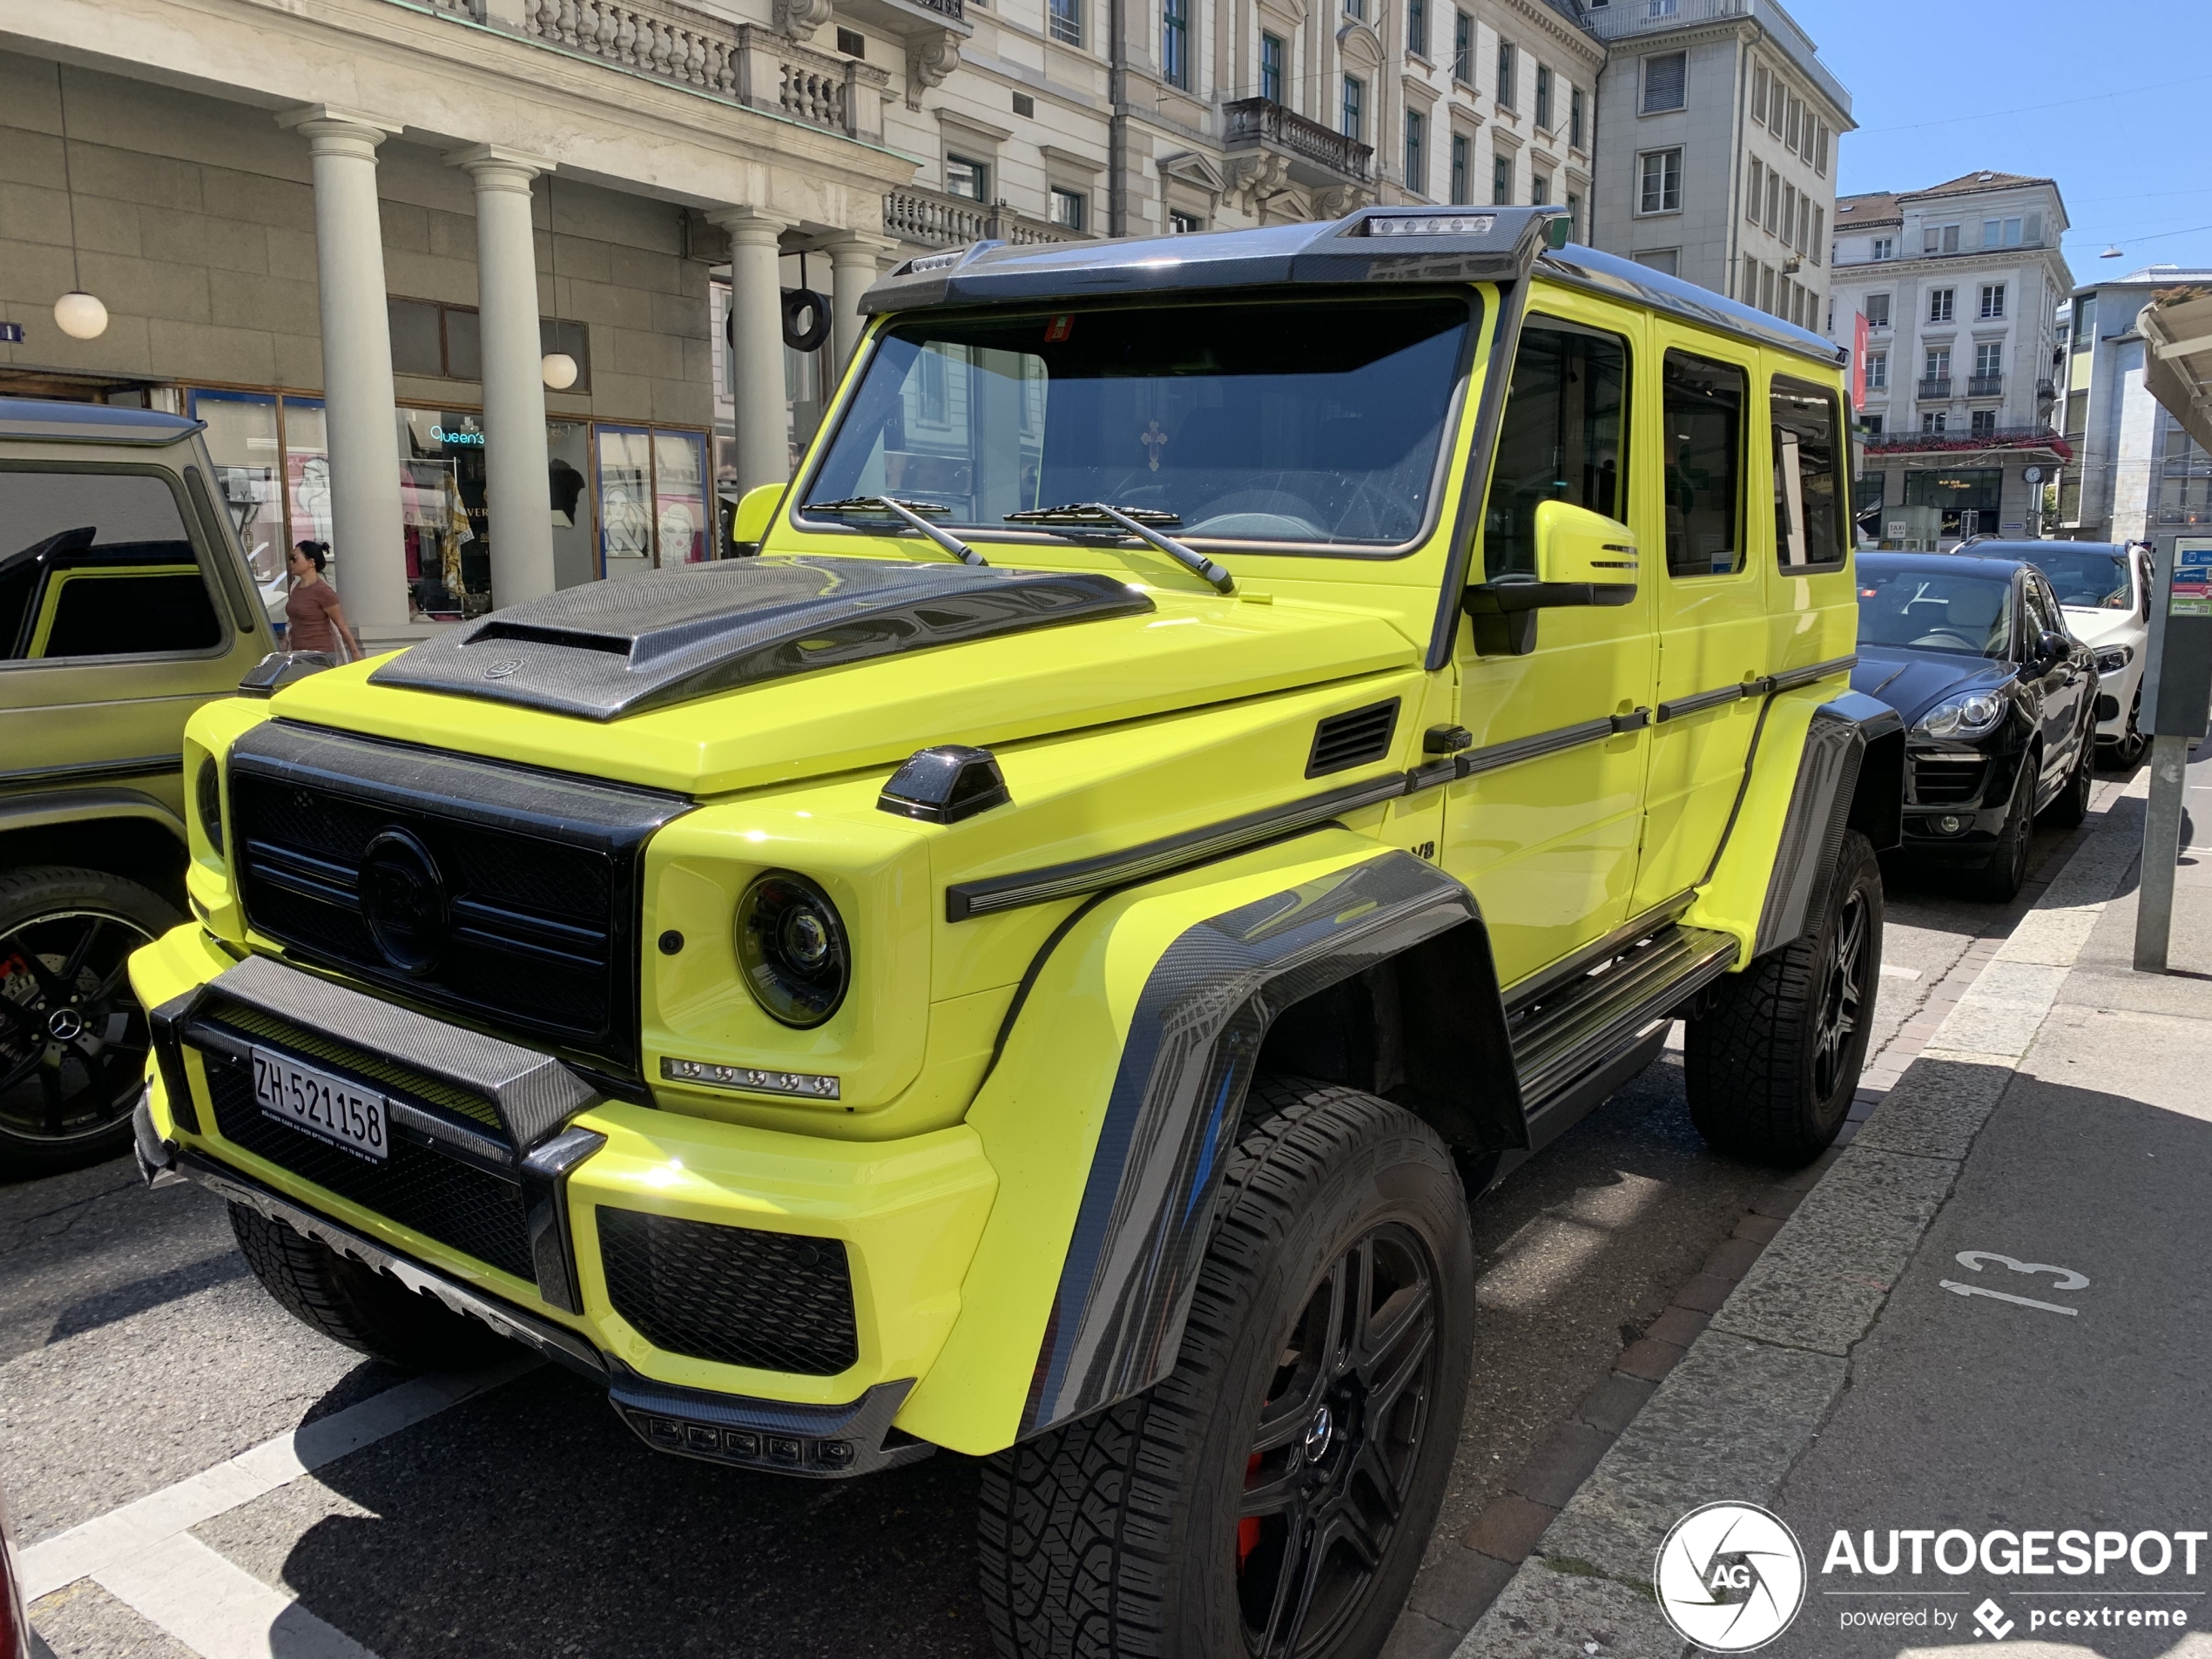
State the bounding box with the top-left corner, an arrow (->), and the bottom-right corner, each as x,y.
251,1047 -> 389,1163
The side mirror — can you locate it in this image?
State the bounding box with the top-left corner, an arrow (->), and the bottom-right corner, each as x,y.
2033,629 -> 2072,671
731,482 -> 782,554
1464,502 -> 1639,656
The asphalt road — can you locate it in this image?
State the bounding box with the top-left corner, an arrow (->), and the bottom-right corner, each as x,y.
2,815 -> 2095,1659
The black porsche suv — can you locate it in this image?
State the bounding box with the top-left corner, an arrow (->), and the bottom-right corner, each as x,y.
1852,550 -> 2099,900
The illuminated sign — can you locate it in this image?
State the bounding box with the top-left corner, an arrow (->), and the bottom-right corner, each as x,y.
430,425 -> 484,446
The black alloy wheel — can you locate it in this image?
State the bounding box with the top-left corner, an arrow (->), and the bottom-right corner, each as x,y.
1810,888 -> 1869,1104
1970,764 -> 2036,900
1236,1223 -> 1440,1659
0,867 -> 175,1176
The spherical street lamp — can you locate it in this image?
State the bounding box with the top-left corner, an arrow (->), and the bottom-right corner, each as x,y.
53,290 -> 108,341
541,352 -> 579,390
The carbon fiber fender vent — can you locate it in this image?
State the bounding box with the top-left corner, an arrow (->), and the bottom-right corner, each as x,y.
1305,698 -> 1401,778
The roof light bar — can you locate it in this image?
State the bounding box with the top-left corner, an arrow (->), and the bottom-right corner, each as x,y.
1366,214 -> 1498,238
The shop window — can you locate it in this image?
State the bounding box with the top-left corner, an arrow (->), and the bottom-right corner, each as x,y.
594,426 -> 711,580
1662,349 -> 1746,577
0,471 -> 219,661
388,297 -> 590,388
398,409 -> 491,618
192,389 -> 333,618
1904,466 -> 2001,538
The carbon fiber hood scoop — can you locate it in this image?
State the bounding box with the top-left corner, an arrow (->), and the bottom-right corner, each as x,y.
370,556 -> 1155,721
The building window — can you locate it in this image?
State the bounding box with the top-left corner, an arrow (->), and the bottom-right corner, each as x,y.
1342,74 -> 1364,141
1531,170 -> 1550,205
1049,0 -> 1082,44
1924,222 -> 1960,254
1971,408 -> 1997,436
2074,294 -> 2096,350
947,153 -> 989,199
1859,414 -> 1884,439
1642,51 -> 1686,112
1345,0 -> 1363,20
1923,347 -> 1951,393
1453,10 -> 1472,82
1638,147 -> 1682,213
1168,211 -> 1202,233
1922,411 -> 1947,434
1633,248 -> 1679,276
837,25 -> 866,54
1405,110 -> 1426,194
1865,293 -> 1891,328
1752,62 -> 1769,125
1493,153 -> 1513,206
1741,258 -> 1761,306
1407,0 -> 1427,56
1565,191 -> 1581,237
1929,287 -> 1955,323
1979,282 -> 2006,319
1746,158 -> 1764,222
1535,64 -> 1554,129
1865,350 -> 1887,389
1764,170 -> 1779,232
1811,206 -> 1824,265
1783,184 -> 1799,247
1760,263 -> 1776,314
1050,187 -> 1087,230
1974,340 -> 2003,380
1569,86 -> 1585,149
1983,216 -> 2023,247
1814,121 -> 1829,176
1496,41 -> 1516,107
1161,0 -> 1189,88
1451,133 -> 1471,203
1871,236 -> 1893,260
1260,32 -> 1284,101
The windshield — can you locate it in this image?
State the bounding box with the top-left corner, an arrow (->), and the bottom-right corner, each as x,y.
2021,548 -> 2132,609
805,295 -> 1475,550
1858,567 -> 2013,658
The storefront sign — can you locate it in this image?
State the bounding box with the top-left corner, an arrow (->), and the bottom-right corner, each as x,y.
430,424 -> 485,446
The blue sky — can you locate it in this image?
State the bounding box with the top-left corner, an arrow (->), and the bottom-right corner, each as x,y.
1785,0 -> 2212,283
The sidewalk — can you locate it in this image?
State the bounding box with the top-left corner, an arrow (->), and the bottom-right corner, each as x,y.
1452,746 -> 2212,1658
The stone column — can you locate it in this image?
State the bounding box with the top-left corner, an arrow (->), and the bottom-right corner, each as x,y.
450,145 -> 557,608
710,206 -> 797,492
825,232 -> 898,376
278,107 -> 407,636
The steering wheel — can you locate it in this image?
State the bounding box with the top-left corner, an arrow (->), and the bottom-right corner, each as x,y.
1908,629 -> 1977,651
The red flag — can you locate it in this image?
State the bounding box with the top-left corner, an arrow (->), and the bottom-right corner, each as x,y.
1851,310 -> 1869,411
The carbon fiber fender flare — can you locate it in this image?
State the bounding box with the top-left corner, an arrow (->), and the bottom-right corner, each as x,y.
1017,847 -> 1505,1439
1753,690 -> 1905,958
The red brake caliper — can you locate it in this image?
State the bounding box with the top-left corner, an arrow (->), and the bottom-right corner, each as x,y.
1237,1453 -> 1262,1570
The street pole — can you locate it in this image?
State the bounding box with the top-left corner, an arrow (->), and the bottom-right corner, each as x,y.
2135,535 -> 2212,972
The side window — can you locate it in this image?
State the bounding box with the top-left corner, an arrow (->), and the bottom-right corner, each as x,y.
1770,374 -> 1847,570
0,471 -> 220,662
1483,318 -> 1631,580
2023,576 -> 2062,642
1661,350 -> 1746,577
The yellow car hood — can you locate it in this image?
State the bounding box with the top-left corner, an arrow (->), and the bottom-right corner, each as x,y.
269,572 -> 1417,798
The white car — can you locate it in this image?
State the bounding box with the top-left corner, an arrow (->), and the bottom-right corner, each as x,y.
1952,539 -> 2152,765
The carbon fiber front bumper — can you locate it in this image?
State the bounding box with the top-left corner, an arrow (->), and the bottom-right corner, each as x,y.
134,1097 -> 927,1480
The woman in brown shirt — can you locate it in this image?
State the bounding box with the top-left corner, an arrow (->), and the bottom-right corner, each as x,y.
285,542 -> 364,660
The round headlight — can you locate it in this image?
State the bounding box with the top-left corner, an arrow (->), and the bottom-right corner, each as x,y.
734,872 -> 850,1028
195,757 -> 224,855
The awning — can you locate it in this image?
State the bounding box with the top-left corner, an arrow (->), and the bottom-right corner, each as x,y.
2139,285 -> 2212,455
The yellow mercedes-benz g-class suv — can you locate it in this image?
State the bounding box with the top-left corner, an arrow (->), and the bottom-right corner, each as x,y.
132,207 -> 1899,1659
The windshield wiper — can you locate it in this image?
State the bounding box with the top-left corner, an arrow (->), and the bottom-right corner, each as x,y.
802,496 -> 988,567
1003,502 -> 1234,595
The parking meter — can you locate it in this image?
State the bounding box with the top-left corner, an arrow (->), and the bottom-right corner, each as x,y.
2133,536 -> 2212,970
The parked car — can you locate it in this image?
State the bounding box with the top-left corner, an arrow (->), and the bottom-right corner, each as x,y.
1853,550 -> 2099,899
132,209 -> 1902,1659
1955,536 -> 2152,765
0,398 -> 273,1175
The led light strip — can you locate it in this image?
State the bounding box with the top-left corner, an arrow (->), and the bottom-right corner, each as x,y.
660,1056 -> 841,1101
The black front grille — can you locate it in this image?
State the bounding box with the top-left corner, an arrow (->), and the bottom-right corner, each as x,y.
1911,755 -> 1987,806
597,1207 -> 860,1377
1306,698 -> 1401,778
200,1047 -> 535,1281
226,721 -> 687,1078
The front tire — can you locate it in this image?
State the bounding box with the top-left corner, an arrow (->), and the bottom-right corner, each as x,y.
1966,760 -> 2036,901
0,866 -> 179,1177
230,1202 -> 516,1371
979,1079 -> 1475,1659
2040,732 -> 2093,831
1684,830 -> 1882,1166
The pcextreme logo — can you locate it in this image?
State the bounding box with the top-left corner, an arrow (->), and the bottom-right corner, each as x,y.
1655,1503 -> 1809,1651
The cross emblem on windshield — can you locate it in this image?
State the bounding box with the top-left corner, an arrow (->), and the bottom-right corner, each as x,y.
1139,419 -> 1170,471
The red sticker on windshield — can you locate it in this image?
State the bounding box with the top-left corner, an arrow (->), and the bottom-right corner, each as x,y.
1045,314 -> 1074,342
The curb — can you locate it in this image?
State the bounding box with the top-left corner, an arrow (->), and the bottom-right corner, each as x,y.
1420,783 -> 2148,1659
